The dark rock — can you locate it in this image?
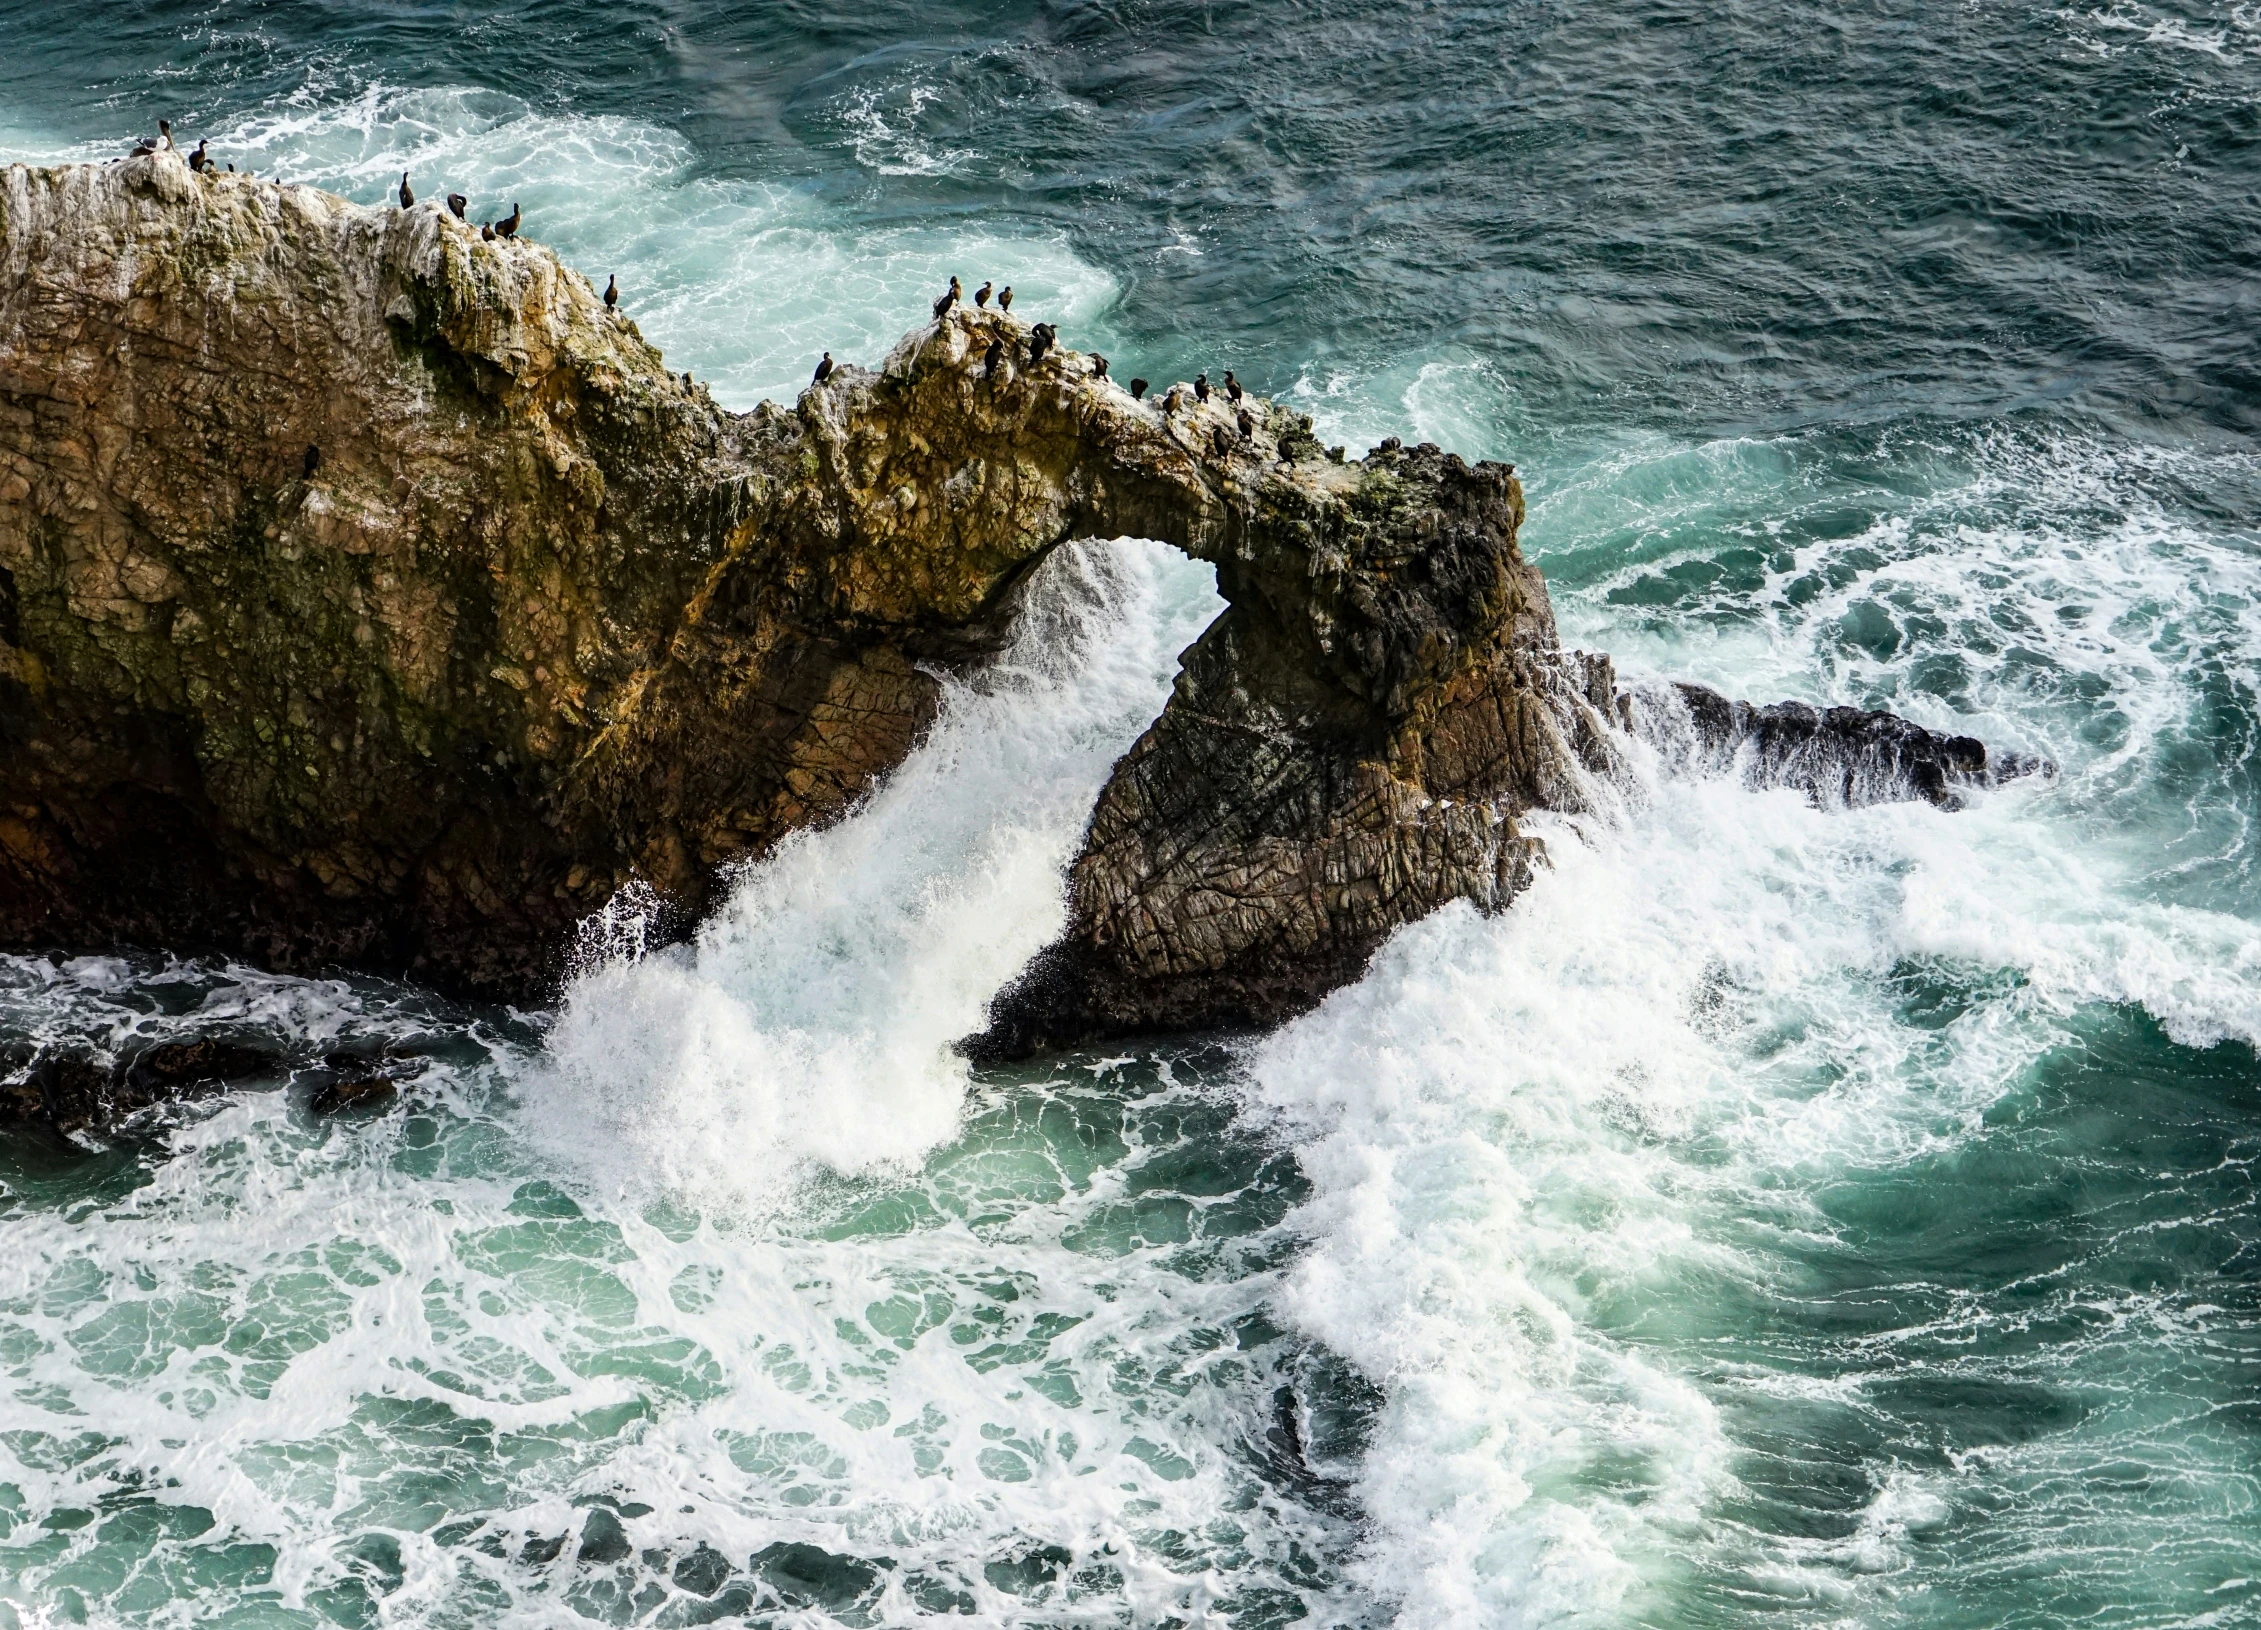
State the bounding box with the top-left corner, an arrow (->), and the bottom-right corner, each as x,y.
308,1075 -> 399,1116
751,1542 -> 886,1614
1635,682 -> 2052,809
124,1038 -> 277,1094
0,1035 -> 277,1132
0,157 -> 2046,1048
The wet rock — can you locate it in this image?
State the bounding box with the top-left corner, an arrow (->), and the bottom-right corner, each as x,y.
307,1075 -> 397,1116
1634,681 -> 2052,809
0,155 -> 2043,1041
123,1038 -> 278,1095
0,1035 -> 277,1132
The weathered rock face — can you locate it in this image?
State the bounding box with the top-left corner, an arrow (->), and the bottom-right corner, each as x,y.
0,153 -> 2043,1041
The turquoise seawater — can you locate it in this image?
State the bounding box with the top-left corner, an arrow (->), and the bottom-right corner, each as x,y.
0,3 -> 2257,1625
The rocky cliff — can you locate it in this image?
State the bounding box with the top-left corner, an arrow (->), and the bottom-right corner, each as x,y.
0,152 -> 2042,1048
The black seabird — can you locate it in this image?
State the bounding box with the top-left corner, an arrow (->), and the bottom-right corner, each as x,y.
446,192 -> 467,220
480,222 -> 495,241
1211,427 -> 1230,458
1164,386 -> 1183,413
984,338 -> 1004,379
1092,353 -> 1109,379
933,275 -> 961,318
1224,370 -> 1243,403
974,281 -> 992,308
303,444 -> 321,478
1194,372 -> 1210,403
1238,408 -> 1255,439
813,353 -> 834,385
495,202 -> 521,239
187,140 -> 209,173
998,285 -> 1013,313
398,172 -> 414,209
1028,325 -> 1053,366
603,275 -> 618,310
682,372 -> 694,391
1129,378 -> 1149,400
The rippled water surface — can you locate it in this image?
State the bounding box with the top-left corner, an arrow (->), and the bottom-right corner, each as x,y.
1,2 -> 2257,1625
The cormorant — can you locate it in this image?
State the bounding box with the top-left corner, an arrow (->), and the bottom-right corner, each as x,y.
187,140 -> 209,173
984,338 -> 1004,379
480,222 -> 495,241
1129,378 -> 1149,400
682,372 -> 694,391
226,163 -> 235,172
933,275 -> 961,318
302,444 -> 321,478
813,353 -> 834,385
1164,386 -> 1184,413
603,275 -> 618,311
399,172 -> 414,209
1211,427 -> 1230,458
998,285 -> 1013,313
1238,408 -> 1255,439
446,192 -> 467,220
1194,372 -> 1210,403
495,202 -> 521,239
974,281 -> 992,308
1092,353 -> 1109,379
1224,370 -> 1243,403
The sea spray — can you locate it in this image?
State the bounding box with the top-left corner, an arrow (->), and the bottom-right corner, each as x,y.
536,538 -> 1222,1208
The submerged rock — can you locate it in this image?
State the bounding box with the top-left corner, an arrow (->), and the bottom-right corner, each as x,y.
0,153 -> 2045,1047
0,1035 -> 277,1132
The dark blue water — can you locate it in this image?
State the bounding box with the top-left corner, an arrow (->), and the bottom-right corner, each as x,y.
1,3 -> 2258,1625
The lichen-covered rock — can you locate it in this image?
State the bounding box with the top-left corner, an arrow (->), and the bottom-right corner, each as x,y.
0,154 -> 2042,1038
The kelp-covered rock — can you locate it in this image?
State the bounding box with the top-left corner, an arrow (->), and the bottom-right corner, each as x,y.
0,153 -> 2043,1033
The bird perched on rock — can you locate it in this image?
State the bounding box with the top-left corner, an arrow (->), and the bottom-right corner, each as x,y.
398,172 -> 414,209
302,444 -> 321,478
446,192 -> 467,219
1238,408 -> 1255,439
1092,353 -> 1109,379
603,275 -> 618,310
495,202 -> 521,239
1224,370 -> 1243,403
998,285 -> 1013,313
1211,427 -> 1230,458
480,222 -> 495,241
187,140 -> 209,173
813,353 -> 833,385
1164,386 -> 1184,413
933,276 -> 961,318
1129,378 -> 1149,400
159,119 -> 173,150
681,372 -> 694,392
974,281 -> 993,308
984,338 -> 1004,379
1027,325 -> 1052,366
1194,372 -> 1210,403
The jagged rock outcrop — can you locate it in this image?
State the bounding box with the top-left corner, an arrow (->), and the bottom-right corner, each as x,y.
0,152 -> 2043,1040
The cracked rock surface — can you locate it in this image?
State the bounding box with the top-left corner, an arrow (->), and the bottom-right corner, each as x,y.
0,154 -> 2042,1037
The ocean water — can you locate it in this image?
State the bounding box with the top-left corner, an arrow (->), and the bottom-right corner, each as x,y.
1,2 -> 2258,1626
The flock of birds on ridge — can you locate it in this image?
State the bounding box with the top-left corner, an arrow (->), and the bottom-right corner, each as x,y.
130,122 -> 1329,464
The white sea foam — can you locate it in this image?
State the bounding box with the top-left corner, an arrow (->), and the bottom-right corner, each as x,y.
1236,424 -> 2261,1624
534,538 -> 1221,1210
